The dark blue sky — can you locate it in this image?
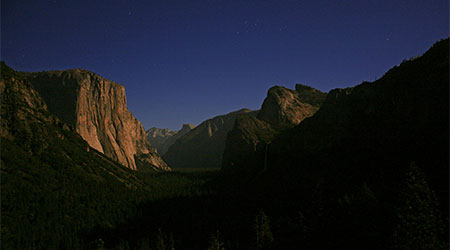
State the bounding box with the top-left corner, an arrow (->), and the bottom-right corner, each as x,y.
2,0 -> 448,130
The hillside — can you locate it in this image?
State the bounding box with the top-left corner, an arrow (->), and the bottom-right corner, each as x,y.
163,109 -> 257,168
0,62 -> 150,249
244,38 -> 449,249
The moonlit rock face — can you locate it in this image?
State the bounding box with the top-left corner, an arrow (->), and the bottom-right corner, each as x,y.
28,69 -> 169,171
257,85 -> 325,129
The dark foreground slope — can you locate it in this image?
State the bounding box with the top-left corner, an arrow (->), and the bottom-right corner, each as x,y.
270,38 -> 449,204
260,38 -> 449,249
0,63 -> 150,249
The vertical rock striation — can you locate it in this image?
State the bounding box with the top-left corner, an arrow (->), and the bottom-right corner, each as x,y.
26,69 -> 169,171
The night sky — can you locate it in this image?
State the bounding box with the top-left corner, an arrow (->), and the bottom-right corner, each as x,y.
2,0 -> 448,130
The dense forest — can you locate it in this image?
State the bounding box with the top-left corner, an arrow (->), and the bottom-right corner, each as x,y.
1,39 -> 449,249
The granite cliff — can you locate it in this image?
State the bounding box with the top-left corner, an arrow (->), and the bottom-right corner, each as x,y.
146,123 -> 195,155
18,68 -> 169,171
0,61 -> 146,184
163,109 -> 256,168
222,84 -> 326,172
1,62 -> 156,248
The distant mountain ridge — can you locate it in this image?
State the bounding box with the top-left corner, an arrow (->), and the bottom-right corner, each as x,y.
163,108 -> 257,168
146,123 -> 195,155
4,64 -> 169,171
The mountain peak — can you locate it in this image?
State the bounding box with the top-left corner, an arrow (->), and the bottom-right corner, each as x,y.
7,66 -> 169,171
181,123 -> 195,131
257,85 -> 324,128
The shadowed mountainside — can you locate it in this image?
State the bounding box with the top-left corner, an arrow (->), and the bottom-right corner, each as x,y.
222,38 -> 449,249
163,109 -> 257,168
269,38 -> 449,204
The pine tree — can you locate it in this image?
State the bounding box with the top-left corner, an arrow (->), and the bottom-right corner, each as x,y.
391,162 -> 445,250
254,209 -> 274,249
208,230 -> 225,250
95,238 -> 106,250
155,228 -> 175,250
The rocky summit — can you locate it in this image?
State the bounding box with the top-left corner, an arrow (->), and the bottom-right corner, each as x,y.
12,66 -> 169,171
146,123 -> 195,155
222,84 -> 326,172
257,85 -> 325,129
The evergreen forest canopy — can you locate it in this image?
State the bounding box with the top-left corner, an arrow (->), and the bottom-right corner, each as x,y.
0,38 -> 449,250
